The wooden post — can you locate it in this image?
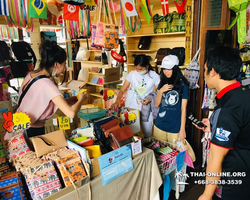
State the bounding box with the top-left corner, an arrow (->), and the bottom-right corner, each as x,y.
29,19 -> 41,69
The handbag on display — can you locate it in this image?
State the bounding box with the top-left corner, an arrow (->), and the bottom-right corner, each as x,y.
104,0 -> 119,49
169,11 -> 186,32
154,48 -> 172,73
31,130 -> 68,157
4,133 -> 30,159
0,172 -> 27,200
170,47 -> 185,66
184,48 -> 200,89
95,0 -> 105,48
138,36 -> 152,50
153,14 -> 170,34
40,31 -> 57,42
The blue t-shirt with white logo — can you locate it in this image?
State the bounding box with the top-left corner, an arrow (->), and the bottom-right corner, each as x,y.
155,82 -> 189,133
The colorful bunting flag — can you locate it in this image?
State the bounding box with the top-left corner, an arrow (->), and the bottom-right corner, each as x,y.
63,3 -> 79,21
121,0 -> 138,17
0,0 -> 9,16
174,0 -> 186,14
161,0 -> 169,15
29,0 -> 47,19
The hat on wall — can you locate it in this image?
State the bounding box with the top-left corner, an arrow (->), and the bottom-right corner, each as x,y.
160,55 -> 179,69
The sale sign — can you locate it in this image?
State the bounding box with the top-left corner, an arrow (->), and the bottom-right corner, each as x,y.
2,112 -> 31,133
58,116 -> 70,130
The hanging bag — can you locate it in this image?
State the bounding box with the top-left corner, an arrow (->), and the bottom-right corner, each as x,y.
184,48 -> 200,90
104,0 -> 119,49
95,0 -> 105,48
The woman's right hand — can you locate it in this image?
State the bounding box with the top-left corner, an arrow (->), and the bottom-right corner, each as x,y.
78,93 -> 88,102
160,84 -> 173,93
111,102 -> 119,110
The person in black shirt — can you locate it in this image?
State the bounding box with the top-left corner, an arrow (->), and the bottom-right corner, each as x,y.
194,46 -> 250,200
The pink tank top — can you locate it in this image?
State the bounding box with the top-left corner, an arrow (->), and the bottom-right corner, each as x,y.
17,73 -> 63,127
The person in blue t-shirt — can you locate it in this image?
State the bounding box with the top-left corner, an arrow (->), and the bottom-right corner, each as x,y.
154,55 -> 189,144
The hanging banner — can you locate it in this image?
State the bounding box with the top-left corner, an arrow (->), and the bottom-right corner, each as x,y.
63,3 -> 79,21
121,0 -> 138,17
0,0 -> 9,16
29,0 -> 47,19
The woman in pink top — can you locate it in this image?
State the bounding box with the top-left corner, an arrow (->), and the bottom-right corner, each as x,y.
16,41 -> 88,137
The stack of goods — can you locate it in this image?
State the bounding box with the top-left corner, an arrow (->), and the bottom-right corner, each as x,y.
0,142 -> 11,176
153,11 -> 186,34
11,151 -> 62,200
0,172 -> 27,200
45,149 -> 87,187
93,116 -> 135,152
3,134 -> 30,159
69,127 -> 95,147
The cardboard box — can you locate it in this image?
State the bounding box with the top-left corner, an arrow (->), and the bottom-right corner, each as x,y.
91,157 -> 100,178
103,67 -> 120,83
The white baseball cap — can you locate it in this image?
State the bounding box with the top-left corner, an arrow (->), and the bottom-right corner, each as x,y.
160,55 -> 179,69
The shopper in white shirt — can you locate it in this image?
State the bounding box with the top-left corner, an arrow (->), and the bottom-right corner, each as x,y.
111,54 -> 160,137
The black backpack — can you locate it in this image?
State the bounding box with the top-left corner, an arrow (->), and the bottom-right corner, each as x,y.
0,41 -> 18,91
170,47 -> 185,66
11,41 -> 36,78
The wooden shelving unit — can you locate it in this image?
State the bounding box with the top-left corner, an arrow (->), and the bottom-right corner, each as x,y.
126,32 -> 186,38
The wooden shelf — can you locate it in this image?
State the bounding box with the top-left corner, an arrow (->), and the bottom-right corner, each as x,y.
127,50 -> 156,52
72,38 -> 91,41
104,80 -> 123,85
88,72 -> 103,75
40,25 -> 65,29
89,93 -> 103,98
73,60 -> 102,64
87,80 -> 122,87
127,32 -> 186,38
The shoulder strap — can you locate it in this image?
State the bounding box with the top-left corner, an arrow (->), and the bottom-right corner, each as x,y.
18,75 -> 48,108
179,81 -> 184,104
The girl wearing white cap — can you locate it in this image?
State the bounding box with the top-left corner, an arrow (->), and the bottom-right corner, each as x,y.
111,54 -> 160,137
154,55 -> 190,145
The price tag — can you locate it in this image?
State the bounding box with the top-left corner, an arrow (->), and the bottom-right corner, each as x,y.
131,140 -> 142,157
58,117 -> 70,130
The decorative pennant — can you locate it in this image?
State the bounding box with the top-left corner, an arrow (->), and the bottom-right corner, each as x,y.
174,0 -> 186,14
63,3 -> 79,21
121,0 -> 138,17
161,0 -> 169,15
0,0 -> 9,16
141,5 -> 153,25
29,0 -> 47,19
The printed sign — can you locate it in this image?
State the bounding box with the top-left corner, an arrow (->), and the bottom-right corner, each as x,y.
58,116 -> 70,130
98,146 -> 134,185
2,112 -> 31,133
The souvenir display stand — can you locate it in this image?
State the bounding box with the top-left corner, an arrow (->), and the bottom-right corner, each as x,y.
126,0 -> 194,74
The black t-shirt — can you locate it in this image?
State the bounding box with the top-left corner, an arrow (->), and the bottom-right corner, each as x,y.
210,82 -> 250,200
